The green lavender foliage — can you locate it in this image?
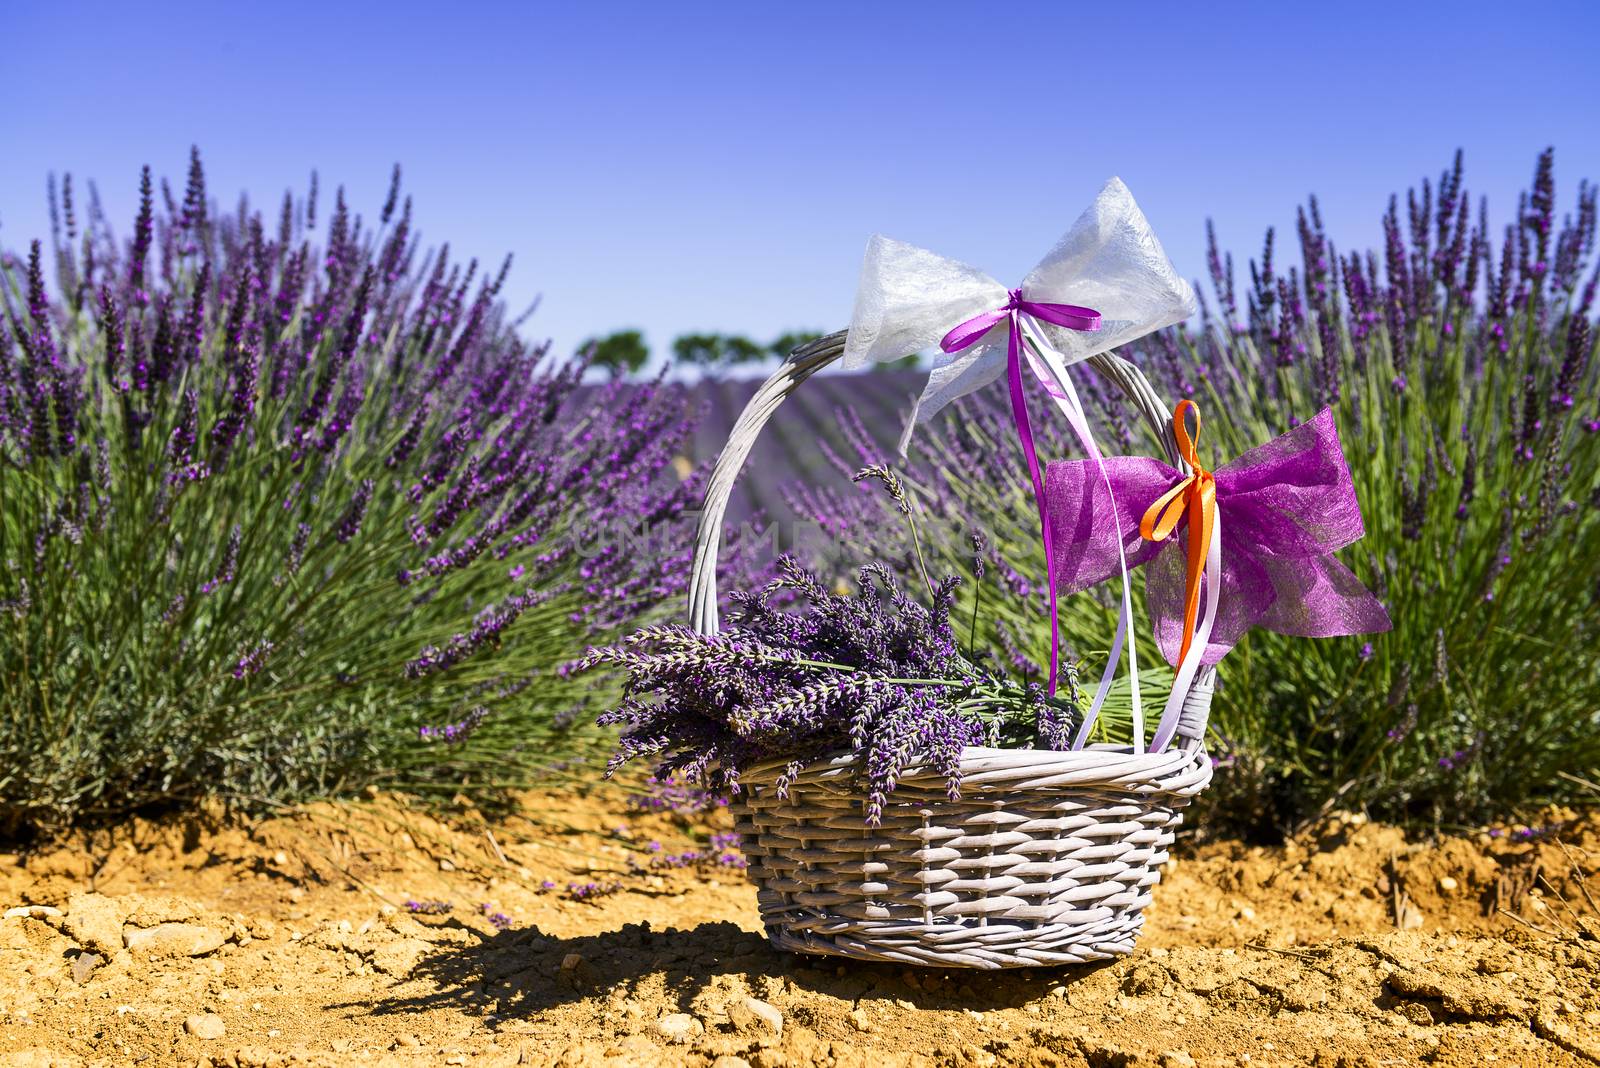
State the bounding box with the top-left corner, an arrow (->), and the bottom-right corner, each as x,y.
1157,153 -> 1600,829
793,149 -> 1600,831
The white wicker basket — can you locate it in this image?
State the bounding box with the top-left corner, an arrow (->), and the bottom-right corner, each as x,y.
686,331 -> 1216,969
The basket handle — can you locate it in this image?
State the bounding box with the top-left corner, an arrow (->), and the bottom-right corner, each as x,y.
684,329 -> 1215,751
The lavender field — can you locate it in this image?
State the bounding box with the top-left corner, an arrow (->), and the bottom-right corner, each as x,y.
682,368 -> 923,526
4,4 -> 1599,1064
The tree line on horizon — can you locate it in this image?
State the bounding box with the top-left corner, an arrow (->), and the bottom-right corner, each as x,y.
580,329 -> 920,375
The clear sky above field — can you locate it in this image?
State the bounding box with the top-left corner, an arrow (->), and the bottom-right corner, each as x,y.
4,1 -> 1598,371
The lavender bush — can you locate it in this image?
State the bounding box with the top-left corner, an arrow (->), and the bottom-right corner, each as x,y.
0,152 -> 740,833
581,471 -> 1078,825
793,149 -> 1599,831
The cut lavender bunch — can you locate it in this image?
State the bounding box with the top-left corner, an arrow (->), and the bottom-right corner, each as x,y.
586,523 -> 1081,825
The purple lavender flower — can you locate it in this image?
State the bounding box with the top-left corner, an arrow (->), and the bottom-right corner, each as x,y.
97,287 -> 126,391
585,548 -> 1069,826
233,640 -> 275,679
282,522 -> 311,580
406,586 -> 562,678
160,593 -> 186,625
417,705 -> 489,744
12,243 -> 75,458
199,526 -> 240,594
334,479 -> 374,543
1205,218 -> 1238,329
1525,148 -> 1555,293
565,880 -> 622,902
1456,439 -> 1477,519
1437,732 -> 1485,772
129,166 -> 154,303
404,899 -> 452,915
380,164 -> 402,225
1248,227 -> 1276,334
1554,315 -> 1590,410
626,778 -> 724,815
166,388 -> 199,467
385,403 -> 428,469
291,267 -> 373,456
1386,703 -> 1418,743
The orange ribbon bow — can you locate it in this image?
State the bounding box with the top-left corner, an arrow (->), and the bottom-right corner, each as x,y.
1138,399 -> 1217,669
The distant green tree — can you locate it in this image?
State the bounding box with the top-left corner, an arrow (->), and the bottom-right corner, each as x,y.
671,333 -> 726,367
772,330 -> 921,370
724,335 -> 767,364
582,329 -> 650,375
768,331 -> 823,358
672,333 -> 767,368
670,329 -> 913,371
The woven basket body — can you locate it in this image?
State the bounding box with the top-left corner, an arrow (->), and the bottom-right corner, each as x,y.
735,734 -> 1213,968
687,332 -> 1217,968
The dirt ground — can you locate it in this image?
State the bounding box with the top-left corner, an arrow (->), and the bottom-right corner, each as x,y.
2,783 -> 1597,1068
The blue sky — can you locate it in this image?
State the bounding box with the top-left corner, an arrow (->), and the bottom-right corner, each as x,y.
4,2 -> 1598,371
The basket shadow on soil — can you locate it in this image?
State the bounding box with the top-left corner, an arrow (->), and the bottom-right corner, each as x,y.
353,918 -> 1117,1023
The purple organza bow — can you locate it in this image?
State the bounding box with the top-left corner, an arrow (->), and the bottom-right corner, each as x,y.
1044,407 -> 1392,666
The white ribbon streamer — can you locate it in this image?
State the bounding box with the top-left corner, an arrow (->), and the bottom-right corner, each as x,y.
1149,506 -> 1222,754
1015,327 -> 1144,752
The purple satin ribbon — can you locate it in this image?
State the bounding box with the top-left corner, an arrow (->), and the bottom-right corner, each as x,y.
939,289 -> 1101,695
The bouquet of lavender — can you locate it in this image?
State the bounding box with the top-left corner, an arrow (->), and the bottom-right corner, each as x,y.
583,469 -> 1080,824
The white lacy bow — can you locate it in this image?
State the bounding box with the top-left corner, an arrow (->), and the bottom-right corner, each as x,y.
842,177 -> 1196,441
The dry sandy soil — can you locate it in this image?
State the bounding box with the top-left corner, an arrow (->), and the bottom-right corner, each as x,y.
2,784 -> 1597,1068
